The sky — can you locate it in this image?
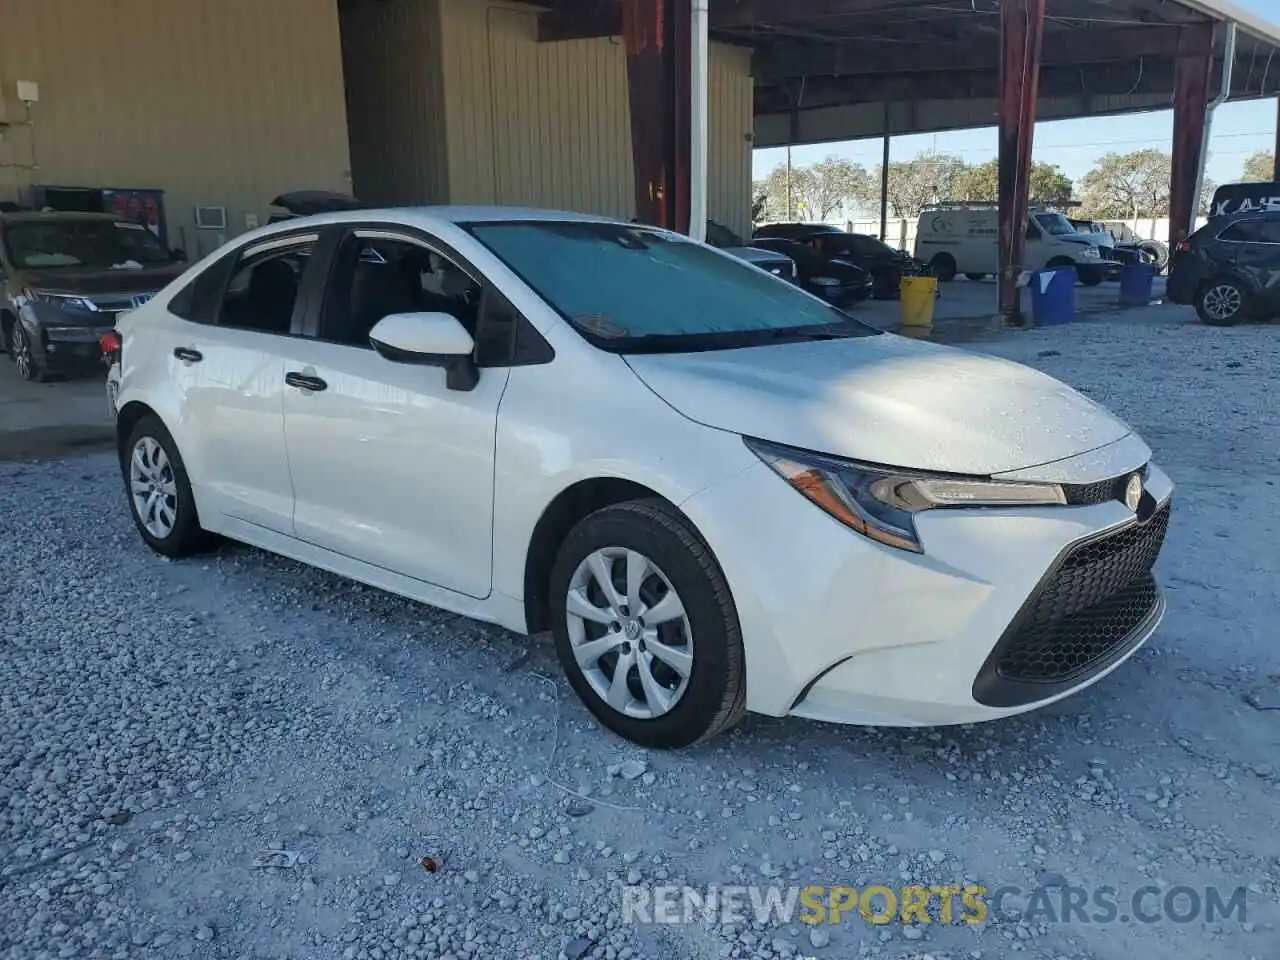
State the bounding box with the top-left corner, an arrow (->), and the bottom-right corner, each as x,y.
752,0 -> 1278,191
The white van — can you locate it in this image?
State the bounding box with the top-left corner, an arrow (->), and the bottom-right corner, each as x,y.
914,203 -> 1116,286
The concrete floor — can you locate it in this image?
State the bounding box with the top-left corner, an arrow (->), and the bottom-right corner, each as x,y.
854,273 -> 1168,332
0,355 -> 113,461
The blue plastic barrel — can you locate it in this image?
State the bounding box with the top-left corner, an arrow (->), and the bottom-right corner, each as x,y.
1030,266 -> 1076,325
1118,262 -> 1155,306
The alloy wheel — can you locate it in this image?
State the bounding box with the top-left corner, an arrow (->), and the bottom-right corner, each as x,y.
564,547 -> 693,720
12,326 -> 33,380
1204,284 -> 1242,321
130,437 -> 179,539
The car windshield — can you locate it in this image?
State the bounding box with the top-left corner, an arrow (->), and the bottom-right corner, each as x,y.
4,219 -> 170,269
467,220 -> 878,353
704,220 -> 746,248
1035,213 -> 1077,237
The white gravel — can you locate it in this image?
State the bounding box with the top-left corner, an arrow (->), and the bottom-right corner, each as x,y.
1,302 -> 1278,959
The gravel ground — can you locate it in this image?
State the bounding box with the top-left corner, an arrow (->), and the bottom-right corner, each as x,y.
1,303 -> 1277,960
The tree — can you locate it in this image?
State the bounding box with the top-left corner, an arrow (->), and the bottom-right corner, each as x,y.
1078,149 -> 1171,220
1241,150 -> 1275,182
951,159 -> 1074,203
792,156 -> 870,220
875,151 -> 965,219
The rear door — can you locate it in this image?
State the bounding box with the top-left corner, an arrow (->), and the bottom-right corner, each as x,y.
176,230 -> 326,533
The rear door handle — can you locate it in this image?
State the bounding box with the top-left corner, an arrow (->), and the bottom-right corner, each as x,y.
285,372 -> 327,392
173,347 -> 203,363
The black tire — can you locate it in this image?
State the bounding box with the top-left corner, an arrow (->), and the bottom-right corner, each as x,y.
929,254 -> 957,282
9,323 -> 45,382
964,273 -> 987,281
122,415 -> 211,558
1195,279 -> 1248,326
1077,266 -> 1104,286
549,498 -> 746,749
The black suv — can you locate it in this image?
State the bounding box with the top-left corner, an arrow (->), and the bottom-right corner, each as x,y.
1166,211 -> 1280,325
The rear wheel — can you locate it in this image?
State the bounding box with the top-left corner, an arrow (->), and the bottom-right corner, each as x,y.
964,272 -> 987,281
123,415 -> 211,557
549,499 -> 746,749
1196,279 -> 1247,326
929,254 -> 957,282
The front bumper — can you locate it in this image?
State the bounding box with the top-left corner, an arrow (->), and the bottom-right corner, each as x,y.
37,326 -> 118,370
681,438 -> 1172,726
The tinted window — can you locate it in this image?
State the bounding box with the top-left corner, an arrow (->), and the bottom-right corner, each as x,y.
318,234 -> 480,348
1218,220 -> 1269,243
466,220 -> 877,353
4,219 -> 170,269
820,234 -> 895,258
1034,213 -> 1076,237
705,221 -> 745,248
216,240 -> 315,334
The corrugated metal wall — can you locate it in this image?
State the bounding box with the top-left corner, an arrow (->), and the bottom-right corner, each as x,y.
0,0 -> 351,256
340,0 -> 449,206
435,0 -> 755,234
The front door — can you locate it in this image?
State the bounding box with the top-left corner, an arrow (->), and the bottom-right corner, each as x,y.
281,229 -> 507,599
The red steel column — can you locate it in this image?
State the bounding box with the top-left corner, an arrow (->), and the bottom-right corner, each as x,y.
997,0 -> 1046,324
624,0 -> 692,232
1169,22 -> 1215,248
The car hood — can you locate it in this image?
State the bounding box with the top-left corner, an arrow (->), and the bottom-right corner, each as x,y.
624,334 -> 1133,475
21,265 -> 185,296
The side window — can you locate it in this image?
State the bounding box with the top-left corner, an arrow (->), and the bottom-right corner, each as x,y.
317,234 -> 481,348
1259,221 -> 1280,244
1219,220 -> 1266,243
215,239 -> 315,333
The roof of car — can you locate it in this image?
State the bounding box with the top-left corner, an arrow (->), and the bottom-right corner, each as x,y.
0,210 -> 125,226
267,205 -> 624,228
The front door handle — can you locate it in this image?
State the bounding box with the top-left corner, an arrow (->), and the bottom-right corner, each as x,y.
285,372 -> 327,392
173,347 -> 203,363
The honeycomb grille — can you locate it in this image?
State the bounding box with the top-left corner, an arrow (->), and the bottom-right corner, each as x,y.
1062,464 -> 1149,506
995,502 -> 1170,685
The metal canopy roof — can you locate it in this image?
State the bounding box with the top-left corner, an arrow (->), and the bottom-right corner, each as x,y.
722,0 -> 1280,147
533,0 -> 1280,148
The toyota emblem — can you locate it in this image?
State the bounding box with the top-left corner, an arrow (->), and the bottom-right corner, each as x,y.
1124,473 -> 1143,512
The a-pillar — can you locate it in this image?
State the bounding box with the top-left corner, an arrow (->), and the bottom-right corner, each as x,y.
624,0 -> 691,232
1169,22 -> 1215,249
997,0 -> 1046,325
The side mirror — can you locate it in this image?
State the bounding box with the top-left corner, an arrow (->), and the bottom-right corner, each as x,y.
368,312 -> 479,391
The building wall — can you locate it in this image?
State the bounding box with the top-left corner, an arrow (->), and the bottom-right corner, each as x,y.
340,0 -> 449,206
0,0 -> 351,257
435,0 -> 755,235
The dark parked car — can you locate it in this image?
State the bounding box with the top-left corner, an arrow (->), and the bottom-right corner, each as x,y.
755,223 -> 924,298
1,212 -> 186,380
748,236 -> 873,306
1068,218 -> 1152,268
1166,211 -> 1280,325
704,220 -> 798,282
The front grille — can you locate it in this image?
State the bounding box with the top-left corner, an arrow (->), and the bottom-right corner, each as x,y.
1062,464 -> 1148,506
973,501 -> 1170,707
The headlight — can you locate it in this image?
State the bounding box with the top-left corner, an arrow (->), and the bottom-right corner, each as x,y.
1082,246 -> 1100,259
44,326 -> 102,342
24,289 -> 100,313
745,438 -> 1066,553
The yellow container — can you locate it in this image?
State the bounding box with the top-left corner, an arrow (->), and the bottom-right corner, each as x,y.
899,276 -> 938,334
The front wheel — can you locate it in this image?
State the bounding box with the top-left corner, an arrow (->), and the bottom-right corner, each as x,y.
9,323 -> 44,382
123,415 -> 212,557
1196,280 -> 1247,326
549,499 -> 746,749
1077,266 -> 1104,286
964,273 -> 987,282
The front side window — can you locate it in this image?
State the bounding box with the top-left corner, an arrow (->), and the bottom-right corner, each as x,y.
467,220 -> 878,353
318,234 -> 481,348
1218,220 -> 1267,243
216,239 -> 315,334
4,219 -> 170,270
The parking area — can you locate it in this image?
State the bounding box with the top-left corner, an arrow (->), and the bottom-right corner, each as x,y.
855,275 -> 1169,331
0,360 -> 112,462
1,299 -> 1276,960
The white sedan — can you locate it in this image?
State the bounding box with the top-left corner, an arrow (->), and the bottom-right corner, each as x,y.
104,207 -> 1173,748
